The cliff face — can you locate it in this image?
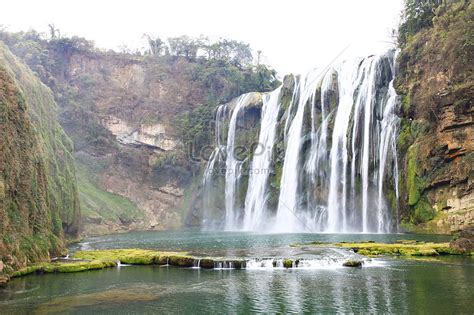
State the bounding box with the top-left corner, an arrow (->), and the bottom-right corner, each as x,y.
0,33 -> 278,235
63,52 -> 198,234
395,0 -> 473,233
0,43 -> 80,281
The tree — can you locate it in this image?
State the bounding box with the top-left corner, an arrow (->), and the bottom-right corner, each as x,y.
168,35 -> 199,60
398,0 -> 443,46
144,35 -> 165,56
48,24 -> 60,39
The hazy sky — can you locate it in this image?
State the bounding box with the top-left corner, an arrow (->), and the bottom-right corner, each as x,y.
0,0 -> 404,75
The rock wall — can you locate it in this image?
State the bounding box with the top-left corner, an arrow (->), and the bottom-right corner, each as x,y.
395,0 -> 473,233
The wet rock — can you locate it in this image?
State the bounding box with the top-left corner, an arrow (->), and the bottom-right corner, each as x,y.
168,255 -> 194,267
0,275 -> 9,286
230,260 -> 243,269
199,259 -> 215,269
283,259 -> 293,268
450,227 -> 474,254
343,260 -> 363,267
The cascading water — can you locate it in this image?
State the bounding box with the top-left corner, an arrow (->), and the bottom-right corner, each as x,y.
305,69 -> 336,227
274,70 -> 323,232
243,87 -> 282,230
327,56 -> 380,233
224,93 -> 256,230
202,104 -> 227,229
202,50 -> 400,233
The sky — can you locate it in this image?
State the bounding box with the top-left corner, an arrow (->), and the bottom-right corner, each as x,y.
0,0 -> 404,75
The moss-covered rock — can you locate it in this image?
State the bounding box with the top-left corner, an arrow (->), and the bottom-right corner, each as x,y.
302,241 -> 466,257
11,260 -> 116,278
73,249 -> 172,265
282,259 -> 293,268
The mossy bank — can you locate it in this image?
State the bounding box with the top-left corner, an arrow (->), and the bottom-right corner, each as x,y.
0,43 -> 80,282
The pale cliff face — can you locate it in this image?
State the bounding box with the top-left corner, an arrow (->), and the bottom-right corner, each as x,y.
102,116 -> 179,151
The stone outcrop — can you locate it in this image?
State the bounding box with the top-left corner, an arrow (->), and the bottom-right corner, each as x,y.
102,116 -> 178,151
450,227 -> 474,253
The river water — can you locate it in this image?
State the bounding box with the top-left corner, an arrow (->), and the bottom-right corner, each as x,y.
0,230 -> 472,314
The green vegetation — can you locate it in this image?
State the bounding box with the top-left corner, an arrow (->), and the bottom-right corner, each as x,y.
0,43 -> 80,277
74,249 -> 171,265
75,249 -> 246,268
76,163 -> 141,224
304,241 -> 466,256
11,260 -> 116,277
407,144 -> 421,206
398,0 -> 443,47
282,259 -> 293,268
0,43 -> 81,237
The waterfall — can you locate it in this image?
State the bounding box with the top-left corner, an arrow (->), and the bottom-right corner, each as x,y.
376,52 -> 400,232
305,69 -> 336,227
274,70 -> 322,232
376,81 -> 399,233
326,56 -> 382,232
243,87 -> 282,230
202,104 -> 227,229
224,93 -> 255,230
201,50 -> 400,233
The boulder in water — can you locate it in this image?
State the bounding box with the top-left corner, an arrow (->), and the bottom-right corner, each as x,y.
450,227 -> 474,254
199,259 -> 215,269
283,259 -> 293,268
343,260 -> 363,267
0,275 -> 9,286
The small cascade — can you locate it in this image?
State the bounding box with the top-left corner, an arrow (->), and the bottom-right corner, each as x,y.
192,259 -> 201,269
241,257 -> 382,269
244,258 -> 276,269
243,87 -> 282,230
187,255 -> 384,270
214,261 -> 235,269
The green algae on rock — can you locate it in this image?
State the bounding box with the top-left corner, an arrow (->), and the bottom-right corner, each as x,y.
73,249 -> 190,266
303,241 -> 468,257
11,260 -> 117,278
282,258 -> 293,268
